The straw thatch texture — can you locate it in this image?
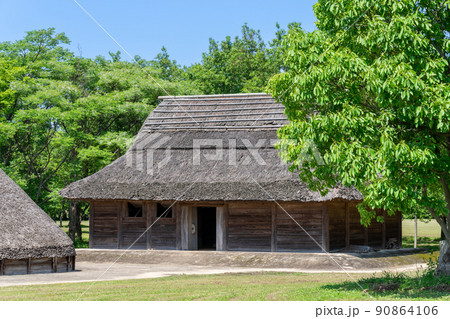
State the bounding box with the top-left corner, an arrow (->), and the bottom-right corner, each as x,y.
0,169 -> 75,260
60,93 -> 362,202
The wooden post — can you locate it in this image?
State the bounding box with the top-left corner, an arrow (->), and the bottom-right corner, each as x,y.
118,201 -> 125,249
0,259 -> 4,276
52,257 -> 57,273
175,204 -> 182,250
216,207 -> 224,251
414,213 -> 418,248
381,210 -> 386,249
89,201 -> 95,249
216,205 -> 228,251
345,202 -> 350,247
146,203 -> 157,250
223,204 -> 228,251
271,203 -> 277,252
180,206 -> 188,250
322,204 -> 329,252
27,258 -> 31,274
398,211 -> 402,248
66,257 -> 70,272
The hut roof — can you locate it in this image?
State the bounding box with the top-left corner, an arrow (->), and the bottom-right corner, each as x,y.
60,93 -> 362,202
0,169 -> 75,260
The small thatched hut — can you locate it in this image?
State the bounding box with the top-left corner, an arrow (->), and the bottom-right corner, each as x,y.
0,169 -> 75,275
61,93 -> 401,252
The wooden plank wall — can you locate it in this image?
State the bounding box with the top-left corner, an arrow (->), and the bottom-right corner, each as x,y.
276,203 -> 323,251
348,202 -> 366,245
0,256 -> 75,276
151,214 -> 181,249
92,201 -> 119,248
121,217 -> 147,249
328,201 -> 397,249
367,210 -> 384,247
227,203 -> 272,251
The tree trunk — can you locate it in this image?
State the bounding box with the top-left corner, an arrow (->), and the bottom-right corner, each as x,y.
436,240 -> 450,276
414,214 -> 417,248
69,201 -> 82,241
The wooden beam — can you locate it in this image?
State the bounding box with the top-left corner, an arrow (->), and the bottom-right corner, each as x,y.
322,204 -> 329,252
89,201 -> 95,249
381,210 -> 386,249
345,202 -> 350,247
271,203 -> 277,252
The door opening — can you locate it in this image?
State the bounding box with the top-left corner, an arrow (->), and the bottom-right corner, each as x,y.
197,207 -> 216,250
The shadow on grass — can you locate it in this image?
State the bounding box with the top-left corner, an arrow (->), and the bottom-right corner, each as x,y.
323,270 -> 450,300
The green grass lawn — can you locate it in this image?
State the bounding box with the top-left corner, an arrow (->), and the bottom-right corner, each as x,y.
402,219 -> 441,251
402,219 -> 441,238
0,272 -> 448,301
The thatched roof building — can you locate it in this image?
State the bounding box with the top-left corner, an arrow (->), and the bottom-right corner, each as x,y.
61,93 -> 400,252
0,169 -> 75,275
61,93 -> 361,202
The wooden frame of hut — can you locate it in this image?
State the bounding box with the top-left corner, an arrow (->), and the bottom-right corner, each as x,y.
60,93 -> 401,252
0,169 -> 75,275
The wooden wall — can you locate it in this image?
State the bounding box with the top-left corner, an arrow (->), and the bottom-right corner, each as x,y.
227,203 -> 272,251
0,256 -> 75,276
91,200 -> 178,250
151,217 -> 177,249
91,201 -> 119,249
276,203 -> 324,251
90,200 -> 401,252
327,201 -> 401,250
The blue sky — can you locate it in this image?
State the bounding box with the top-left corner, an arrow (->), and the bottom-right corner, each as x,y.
0,0 -> 318,66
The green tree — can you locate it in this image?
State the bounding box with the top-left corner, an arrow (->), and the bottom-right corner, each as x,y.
268,0 -> 450,273
0,29 -> 197,241
187,23 -> 287,94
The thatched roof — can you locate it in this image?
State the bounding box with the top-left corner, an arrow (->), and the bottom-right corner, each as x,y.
60,93 -> 362,202
0,169 -> 75,260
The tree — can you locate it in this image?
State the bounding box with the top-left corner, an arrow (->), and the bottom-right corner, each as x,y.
186,23 -> 287,94
268,0 -> 450,274
0,29 -> 198,240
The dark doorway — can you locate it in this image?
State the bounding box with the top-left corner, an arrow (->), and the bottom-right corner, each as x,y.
197,207 -> 216,250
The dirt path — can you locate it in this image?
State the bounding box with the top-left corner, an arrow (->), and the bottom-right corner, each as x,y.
0,249 -> 430,287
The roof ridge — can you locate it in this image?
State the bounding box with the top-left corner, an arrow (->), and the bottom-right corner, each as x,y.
158,93 -> 270,99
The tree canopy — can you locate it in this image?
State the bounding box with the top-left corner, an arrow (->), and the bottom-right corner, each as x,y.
268,0 -> 449,261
